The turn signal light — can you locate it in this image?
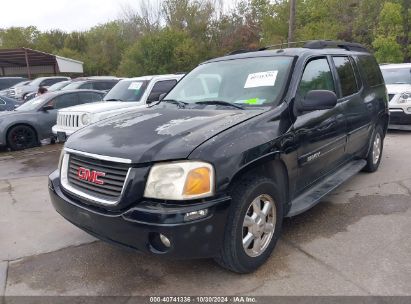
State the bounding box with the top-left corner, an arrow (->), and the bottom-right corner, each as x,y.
183,167 -> 211,196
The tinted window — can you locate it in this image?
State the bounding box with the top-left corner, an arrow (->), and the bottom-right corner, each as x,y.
93,81 -> 118,91
53,93 -> 79,109
78,92 -> 104,103
78,82 -> 93,89
357,55 -> 384,87
298,58 -> 335,97
41,78 -> 65,87
148,80 -> 178,102
333,57 -> 359,97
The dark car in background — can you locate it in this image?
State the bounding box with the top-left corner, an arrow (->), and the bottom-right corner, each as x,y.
61,77 -> 120,93
49,41 -> 389,273
0,89 -> 105,150
0,77 -> 28,90
0,95 -> 17,111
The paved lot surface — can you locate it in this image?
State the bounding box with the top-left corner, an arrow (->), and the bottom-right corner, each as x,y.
0,134 -> 410,296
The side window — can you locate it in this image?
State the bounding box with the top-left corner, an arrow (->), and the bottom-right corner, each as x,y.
148,80 -> 178,102
93,81 -> 117,91
333,56 -> 359,97
79,82 -> 93,89
78,92 -> 103,103
54,93 -> 79,109
41,79 -> 62,87
0,99 -> 5,105
357,55 -> 384,87
298,58 -> 335,98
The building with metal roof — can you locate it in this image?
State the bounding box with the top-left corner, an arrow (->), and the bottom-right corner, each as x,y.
0,48 -> 83,78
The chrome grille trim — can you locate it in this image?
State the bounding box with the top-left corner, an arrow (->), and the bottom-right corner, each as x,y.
60,148 -> 132,206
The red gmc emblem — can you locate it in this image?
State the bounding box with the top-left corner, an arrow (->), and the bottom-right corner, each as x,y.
77,167 -> 106,185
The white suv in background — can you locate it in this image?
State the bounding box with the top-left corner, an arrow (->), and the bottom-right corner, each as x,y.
52,74 -> 184,141
380,63 -> 411,130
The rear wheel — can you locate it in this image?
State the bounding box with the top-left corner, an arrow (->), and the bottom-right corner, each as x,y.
363,125 -> 384,173
215,176 -> 283,273
7,125 -> 38,151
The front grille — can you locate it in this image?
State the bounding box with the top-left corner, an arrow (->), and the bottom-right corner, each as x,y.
67,153 -> 130,201
388,94 -> 395,101
58,113 -> 80,128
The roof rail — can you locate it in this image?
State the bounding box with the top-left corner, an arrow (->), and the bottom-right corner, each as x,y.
303,40 -> 369,53
226,49 -> 258,56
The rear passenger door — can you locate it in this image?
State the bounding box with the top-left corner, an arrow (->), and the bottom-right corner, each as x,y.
333,56 -> 372,157
294,57 -> 347,192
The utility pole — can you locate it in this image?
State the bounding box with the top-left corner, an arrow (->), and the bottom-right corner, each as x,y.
288,0 -> 296,47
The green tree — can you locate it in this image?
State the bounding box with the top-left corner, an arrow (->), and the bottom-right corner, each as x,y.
117,28 -> 200,76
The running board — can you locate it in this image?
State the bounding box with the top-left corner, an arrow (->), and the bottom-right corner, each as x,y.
286,160 -> 367,217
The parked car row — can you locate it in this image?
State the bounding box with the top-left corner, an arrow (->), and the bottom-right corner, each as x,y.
0,74 -> 183,150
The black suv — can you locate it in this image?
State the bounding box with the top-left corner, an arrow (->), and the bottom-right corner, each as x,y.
49,41 -> 389,273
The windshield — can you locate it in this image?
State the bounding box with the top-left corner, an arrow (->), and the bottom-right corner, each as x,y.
49,81 -> 70,91
381,68 -> 411,85
103,80 -> 149,102
165,56 -> 293,107
15,94 -> 49,111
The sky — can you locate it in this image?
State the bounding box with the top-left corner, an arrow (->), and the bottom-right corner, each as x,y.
0,0 -> 238,32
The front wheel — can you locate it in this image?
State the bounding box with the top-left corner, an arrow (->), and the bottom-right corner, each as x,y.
215,176 -> 284,273
7,125 -> 38,151
363,125 -> 384,173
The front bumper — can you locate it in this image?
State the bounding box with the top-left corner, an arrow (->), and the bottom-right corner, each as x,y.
48,170 -> 231,259
52,125 -> 76,137
388,109 -> 411,130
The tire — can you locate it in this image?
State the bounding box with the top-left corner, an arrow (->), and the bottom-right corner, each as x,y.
215,175 -> 284,273
363,125 -> 384,173
7,125 -> 38,151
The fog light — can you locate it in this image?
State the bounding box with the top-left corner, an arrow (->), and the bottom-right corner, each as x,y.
184,209 -> 208,222
159,234 -> 171,248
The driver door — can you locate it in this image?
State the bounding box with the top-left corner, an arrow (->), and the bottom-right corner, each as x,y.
293,57 -> 347,193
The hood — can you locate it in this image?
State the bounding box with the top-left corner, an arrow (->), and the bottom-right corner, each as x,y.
386,84 -> 411,95
66,106 -> 266,163
59,101 -> 142,114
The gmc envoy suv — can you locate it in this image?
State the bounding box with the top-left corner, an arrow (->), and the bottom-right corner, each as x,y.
49,41 -> 389,273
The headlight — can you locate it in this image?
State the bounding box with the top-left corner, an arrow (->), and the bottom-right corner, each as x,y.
398,92 -> 411,104
144,161 -> 215,200
81,113 -> 91,126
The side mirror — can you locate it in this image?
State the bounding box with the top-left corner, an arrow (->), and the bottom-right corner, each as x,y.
296,90 -> 337,113
42,105 -> 54,112
146,93 -> 161,104
159,93 -> 167,101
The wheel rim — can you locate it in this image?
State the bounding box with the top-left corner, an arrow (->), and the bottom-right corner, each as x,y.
372,132 -> 382,165
10,127 -> 35,149
242,194 -> 276,257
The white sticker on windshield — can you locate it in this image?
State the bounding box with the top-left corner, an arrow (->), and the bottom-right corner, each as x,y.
244,71 -> 278,88
128,82 -> 143,90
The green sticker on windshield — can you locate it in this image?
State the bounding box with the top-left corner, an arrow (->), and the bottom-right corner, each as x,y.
245,98 -> 259,104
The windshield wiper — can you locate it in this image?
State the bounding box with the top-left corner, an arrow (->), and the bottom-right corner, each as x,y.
104,98 -> 122,101
161,99 -> 188,108
195,100 -> 244,110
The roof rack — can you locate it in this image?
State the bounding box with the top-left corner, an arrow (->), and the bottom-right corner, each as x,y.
226,40 -> 369,57
303,40 -> 369,53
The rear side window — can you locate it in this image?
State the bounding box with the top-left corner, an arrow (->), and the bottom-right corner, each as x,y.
357,55 -> 384,87
148,80 -> 178,102
333,56 -> 359,97
93,81 -> 117,91
53,93 -> 79,109
298,58 -> 335,97
78,92 -> 104,103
